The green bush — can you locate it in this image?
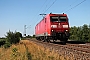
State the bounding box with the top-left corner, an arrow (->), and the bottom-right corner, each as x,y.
5,31 -> 22,44
4,42 -> 11,48
0,39 -> 6,46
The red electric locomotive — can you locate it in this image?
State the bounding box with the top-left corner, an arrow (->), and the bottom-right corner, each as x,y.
35,13 -> 70,44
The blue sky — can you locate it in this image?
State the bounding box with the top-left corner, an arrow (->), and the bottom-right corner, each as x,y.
0,0 -> 90,37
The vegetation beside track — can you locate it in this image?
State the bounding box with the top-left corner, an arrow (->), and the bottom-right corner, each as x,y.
0,40 -> 70,60
0,30 -> 22,48
70,24 -> 90,42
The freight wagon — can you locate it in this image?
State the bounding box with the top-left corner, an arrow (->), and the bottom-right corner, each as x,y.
35,13 -> 70,44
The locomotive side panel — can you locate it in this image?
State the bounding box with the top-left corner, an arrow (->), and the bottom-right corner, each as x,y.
35,14 -> 51,37
45,15 -> 51,36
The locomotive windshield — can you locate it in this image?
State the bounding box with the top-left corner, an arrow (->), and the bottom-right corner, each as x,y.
50,16 -> 67,22
59,17 -> 67,22
50,16 -> 58,22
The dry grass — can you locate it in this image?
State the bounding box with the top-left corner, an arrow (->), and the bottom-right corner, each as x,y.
0,42 -> 27,60
0,40 -> 71,60
20,40 -> 70,60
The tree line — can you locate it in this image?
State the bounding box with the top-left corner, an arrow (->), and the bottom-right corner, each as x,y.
0,31 -> 22,48
69,24 -> 90,42
0,30 -> 35,48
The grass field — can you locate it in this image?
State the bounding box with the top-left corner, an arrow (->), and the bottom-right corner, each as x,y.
0,40 -> 70,60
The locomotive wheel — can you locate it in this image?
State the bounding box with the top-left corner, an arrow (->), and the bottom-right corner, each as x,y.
43,39 -> 46,42
43,36 -> 47,42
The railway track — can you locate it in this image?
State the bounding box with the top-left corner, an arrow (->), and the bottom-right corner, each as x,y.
28,38 -> 90,60
67,44 -> 90,53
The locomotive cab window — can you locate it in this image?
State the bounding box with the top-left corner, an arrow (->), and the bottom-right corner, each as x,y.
50,16 -> 58,22
59,17 -> 67,22
50,16 -> 67,22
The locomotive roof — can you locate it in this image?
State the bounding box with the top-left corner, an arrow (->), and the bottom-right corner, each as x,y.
49,13 -> 67,16
35,13 -> 67,26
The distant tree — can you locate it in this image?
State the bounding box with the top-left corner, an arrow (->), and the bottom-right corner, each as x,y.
0,39 -> 5,46
77,26 -> 82,41
6,31 -> 22,44
88,24 -> 90,42
81,24 -> 89,42
70,26 -> 78,40
69,24 -> 90,42
15,32 -> 22,38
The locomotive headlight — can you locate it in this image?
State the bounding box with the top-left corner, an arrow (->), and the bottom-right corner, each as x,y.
52,30 -> 53,31
66,30 -> 68,31
63,25 -> 68,28
51,25 -> 57,28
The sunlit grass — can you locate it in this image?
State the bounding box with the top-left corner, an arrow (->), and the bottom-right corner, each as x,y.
21,40 -> 70,60
0,42 -> 27,60
0,40 -> 72,60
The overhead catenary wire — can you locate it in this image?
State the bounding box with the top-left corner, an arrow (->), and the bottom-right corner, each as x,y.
43,0 -> 57,13
61,0 -> 78,13
42,0 -> 52,13
36,0 -> 57,23
64,0 -> 87,13
33,0 -> 57,26
35,0 -> 57,22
